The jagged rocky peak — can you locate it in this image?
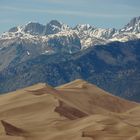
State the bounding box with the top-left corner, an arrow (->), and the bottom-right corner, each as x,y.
120,16 -> 140,33
8,26 -> 19,32
48,20 -> 62,28
96,28 -> 117,39
127,16 -> 140,29
74,24 -> 93,31
44,20 -> 70,35
23,22 -> 45,35
8,26 -> 23,33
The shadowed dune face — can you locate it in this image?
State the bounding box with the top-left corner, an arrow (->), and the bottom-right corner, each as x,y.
55,100 -> 88,120
1,120 -> 26,136
0,79 -> 140,140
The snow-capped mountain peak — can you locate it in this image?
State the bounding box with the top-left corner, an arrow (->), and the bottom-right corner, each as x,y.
23,22 -> 45,35
120,16 -> 140,33
75,24 -> 93,31
44,20 -> 70,35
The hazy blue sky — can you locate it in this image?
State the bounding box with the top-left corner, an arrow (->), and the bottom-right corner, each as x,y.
0,0 -> 140,33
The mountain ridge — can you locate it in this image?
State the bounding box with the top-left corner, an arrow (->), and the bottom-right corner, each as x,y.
0,39 -> 140,102
1,16 -> 140,47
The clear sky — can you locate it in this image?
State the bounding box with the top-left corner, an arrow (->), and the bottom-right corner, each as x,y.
0,0 -> 140,33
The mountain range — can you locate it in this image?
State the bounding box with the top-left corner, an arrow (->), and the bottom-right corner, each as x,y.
0,16 -> 140,101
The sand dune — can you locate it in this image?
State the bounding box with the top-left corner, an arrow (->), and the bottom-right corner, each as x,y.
0,79 -> 140,140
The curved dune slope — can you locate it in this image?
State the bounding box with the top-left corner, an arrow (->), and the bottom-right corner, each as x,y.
0,79 -> 139,140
